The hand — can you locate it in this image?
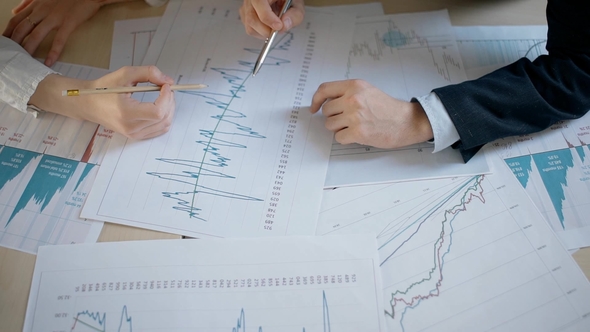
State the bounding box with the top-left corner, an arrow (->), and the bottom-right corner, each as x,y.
240,0 -> 305,39
310,79 -> 434,148
3,0 -> 103,67
30,66 -> 177,140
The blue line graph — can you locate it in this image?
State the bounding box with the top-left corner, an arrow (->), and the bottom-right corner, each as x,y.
146,32 -> 294,222
71,291 -> 332,332
71,305 -> 132,332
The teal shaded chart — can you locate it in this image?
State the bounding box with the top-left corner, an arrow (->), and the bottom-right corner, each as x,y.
504,145 -> 590,249
0,145 -> 102,253
0,62 -> 114,253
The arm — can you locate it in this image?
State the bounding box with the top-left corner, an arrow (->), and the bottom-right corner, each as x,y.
2,0 -> 164,67
0,37 -> 175,140
434,0 -> 590,162
240,0 -> 305,39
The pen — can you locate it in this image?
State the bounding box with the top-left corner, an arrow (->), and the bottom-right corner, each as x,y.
62,83 -> 208,96
252,0 -> 293,76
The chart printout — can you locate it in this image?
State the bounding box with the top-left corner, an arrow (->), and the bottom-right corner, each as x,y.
324,11 -> 490,188
110,2 -> 385,70
317,152 -> 590,331
453,25 -> 549,80
0,63 -> 113,254
82,2 -> 355,238
453,25 -> 590,250
23,234 -> 386,331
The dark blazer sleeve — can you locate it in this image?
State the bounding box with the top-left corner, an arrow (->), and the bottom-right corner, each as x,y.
433,0 -> 590,162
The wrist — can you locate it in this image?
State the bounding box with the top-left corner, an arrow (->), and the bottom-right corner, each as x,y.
29,74 -> 93,120
409,101 -> 434,143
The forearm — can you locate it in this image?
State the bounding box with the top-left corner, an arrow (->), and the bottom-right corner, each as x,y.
28,74 -> 93,120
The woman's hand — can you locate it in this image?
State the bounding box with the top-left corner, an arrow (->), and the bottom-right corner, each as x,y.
3,0 -> 104,66
30,65 -> 177,140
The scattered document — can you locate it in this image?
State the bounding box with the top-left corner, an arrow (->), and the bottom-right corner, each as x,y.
324,11 -> 490,188
24,234 -> 386,331
317,151 -> 590,331
491,113 -> 590,250
83,2 -> 355,238
453,25 -> 590,249
454,25 -> 548,79
0,63 -> 111,254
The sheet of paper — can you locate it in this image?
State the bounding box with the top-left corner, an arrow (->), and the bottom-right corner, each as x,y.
110,17 -> 161,70
317,151 -> 590,331
119,2 -> 384,69
453,25 -> 548,80
453,25 -> 590,249
490,114 -> 590,250
82,2 -> 355,238
23,234 -> 386,331
324,11 -> 490,188
0,62 -> 112,254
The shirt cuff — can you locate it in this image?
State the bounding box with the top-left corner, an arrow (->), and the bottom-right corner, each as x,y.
415,92 -> 460,153
0,42 -> 56,115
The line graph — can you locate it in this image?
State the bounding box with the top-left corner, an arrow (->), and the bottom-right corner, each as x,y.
24,236 -> 385,331
69,292 -> 332,332
144,34 -> 294,220
82,3 -> 355,238
317,153 -> 590,331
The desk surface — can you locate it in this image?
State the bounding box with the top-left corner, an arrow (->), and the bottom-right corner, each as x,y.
0,0 -> 588,331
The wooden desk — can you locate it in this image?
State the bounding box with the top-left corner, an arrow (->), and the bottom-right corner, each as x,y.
0,0 -> 588,331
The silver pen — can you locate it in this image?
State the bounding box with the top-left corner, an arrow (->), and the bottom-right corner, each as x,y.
252,0 -> 293,76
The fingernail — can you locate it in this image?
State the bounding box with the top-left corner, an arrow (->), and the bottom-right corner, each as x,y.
165,75 -> 174,83
272,22 -> 282,31
44,58 -> 53,67
283,17 -> 292,30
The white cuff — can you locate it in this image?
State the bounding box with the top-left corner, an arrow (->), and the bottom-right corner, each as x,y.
416,92 -> 460,153
1,38 -> 56,115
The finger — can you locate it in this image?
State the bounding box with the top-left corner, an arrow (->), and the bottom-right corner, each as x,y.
334,128 -> 357,145
44,23 -> 77,66
3,7 -> 34,41
248,17 -> 271,39
321,97 -> 351,118
22,20 -> 55,57
243,7 -> 271,39
130,99 -> 175,139
133,66 -> 174,86
251,0 -> 283,31
12,0 -> 34,14
281,1 -> 305,31
324,113 -> 349,132
310,81 -> 348,114
131,83 -> 175,121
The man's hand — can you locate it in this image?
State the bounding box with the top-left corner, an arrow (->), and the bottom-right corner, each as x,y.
240,0 -> 305,39
310,79 -> 434,148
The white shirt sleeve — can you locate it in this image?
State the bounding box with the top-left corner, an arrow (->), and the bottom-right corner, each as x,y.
415,92 -> 460,153
0,37 -> 56,116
